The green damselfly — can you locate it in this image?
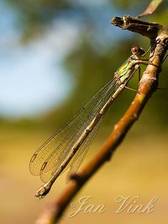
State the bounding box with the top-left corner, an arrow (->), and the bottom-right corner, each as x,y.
29,46 -> 148,198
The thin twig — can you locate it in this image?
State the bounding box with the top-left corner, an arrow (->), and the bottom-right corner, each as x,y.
36,18 -> 168,224
138,0 -> 163,18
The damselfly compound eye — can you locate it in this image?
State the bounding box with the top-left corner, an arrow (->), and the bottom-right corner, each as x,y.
131,46 -> 145,56
131,46 -> 139,55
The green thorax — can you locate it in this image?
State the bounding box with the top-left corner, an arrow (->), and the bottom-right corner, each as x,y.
115,54 -> 142,83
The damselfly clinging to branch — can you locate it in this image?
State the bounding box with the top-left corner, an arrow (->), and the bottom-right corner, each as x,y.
29,45 -> 149,198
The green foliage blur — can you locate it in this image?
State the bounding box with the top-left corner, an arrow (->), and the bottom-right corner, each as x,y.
3,0 -> 167,135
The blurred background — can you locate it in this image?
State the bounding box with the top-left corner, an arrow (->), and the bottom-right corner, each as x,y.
0,0 -> 168,223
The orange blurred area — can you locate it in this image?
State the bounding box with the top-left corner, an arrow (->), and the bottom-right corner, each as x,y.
0,128 -> 168,223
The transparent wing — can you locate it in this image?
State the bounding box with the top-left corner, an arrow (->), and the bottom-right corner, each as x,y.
67,118 -> 101,177
41,117 -> 101,184
29,78 -> 119,183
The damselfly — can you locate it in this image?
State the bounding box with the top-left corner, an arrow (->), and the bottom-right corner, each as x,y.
29,45 -> 148,198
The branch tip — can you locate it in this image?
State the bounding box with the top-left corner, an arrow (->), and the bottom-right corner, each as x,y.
111,16 -> 162,39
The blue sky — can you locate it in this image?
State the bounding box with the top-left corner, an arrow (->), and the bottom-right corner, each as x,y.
0,3 -> 80,118
0,1 -> 130,119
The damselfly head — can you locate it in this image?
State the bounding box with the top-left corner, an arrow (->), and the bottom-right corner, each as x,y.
131,45 -> 145,56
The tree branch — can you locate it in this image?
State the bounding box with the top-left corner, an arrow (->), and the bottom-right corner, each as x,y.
111,16 -> 162,39
36,17 -> 168,224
